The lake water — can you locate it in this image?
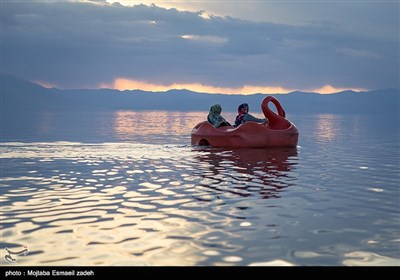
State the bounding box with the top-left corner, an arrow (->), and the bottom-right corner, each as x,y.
0,110 -> 399,266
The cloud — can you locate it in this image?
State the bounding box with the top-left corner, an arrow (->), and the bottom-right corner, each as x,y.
1,1 -> 398,91
336,48 -> 380,59
101,78 -> 365,95
100,78 -> 296,94
181,35 -> 227,45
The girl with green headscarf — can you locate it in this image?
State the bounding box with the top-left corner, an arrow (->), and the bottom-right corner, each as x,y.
207,104 -> 231,128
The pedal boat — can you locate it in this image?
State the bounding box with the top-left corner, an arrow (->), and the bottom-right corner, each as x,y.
191,96 -> 299,148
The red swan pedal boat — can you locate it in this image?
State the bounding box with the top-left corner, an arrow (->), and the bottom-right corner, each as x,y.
191,96 -> 299,148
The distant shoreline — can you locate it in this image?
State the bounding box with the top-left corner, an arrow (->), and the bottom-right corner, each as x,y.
1,73 -> 399,115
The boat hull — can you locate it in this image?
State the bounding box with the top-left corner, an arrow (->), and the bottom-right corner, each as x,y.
191,121 -> 299,148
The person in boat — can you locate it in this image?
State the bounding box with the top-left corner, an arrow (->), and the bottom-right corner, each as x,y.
207,104 -> 232,128
234,103 -> 268,127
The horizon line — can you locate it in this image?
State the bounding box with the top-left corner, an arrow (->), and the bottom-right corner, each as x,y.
35,78 -> 367,95
1,72 -> 391,95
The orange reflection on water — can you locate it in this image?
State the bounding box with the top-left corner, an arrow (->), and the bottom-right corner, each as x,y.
113,110 -> 206,140
315,114 -> 340,142
37,111 -> 53,134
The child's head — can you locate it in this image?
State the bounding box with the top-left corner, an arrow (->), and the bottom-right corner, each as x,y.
238,103 -> 249,114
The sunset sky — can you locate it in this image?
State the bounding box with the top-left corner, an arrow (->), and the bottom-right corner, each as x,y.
1,0 -> 399,94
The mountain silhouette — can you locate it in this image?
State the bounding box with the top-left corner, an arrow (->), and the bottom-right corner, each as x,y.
1,72 -> 398,115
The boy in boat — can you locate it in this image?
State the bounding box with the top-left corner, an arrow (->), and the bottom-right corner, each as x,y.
234,103 -> 268,127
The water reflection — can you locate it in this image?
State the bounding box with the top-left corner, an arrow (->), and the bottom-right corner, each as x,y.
315,114 -> 340,142
2,112 -> 399,266
1,110 -> 207,143
192,148 -> 298,199
113,111 -> 204,142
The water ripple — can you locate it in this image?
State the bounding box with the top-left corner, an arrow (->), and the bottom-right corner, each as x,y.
0,136 -> 398,266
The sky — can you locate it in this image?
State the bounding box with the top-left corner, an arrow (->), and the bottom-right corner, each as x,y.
1,0 -> 399,94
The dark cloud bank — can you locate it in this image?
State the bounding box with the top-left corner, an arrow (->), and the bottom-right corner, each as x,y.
1,1 -> 399,91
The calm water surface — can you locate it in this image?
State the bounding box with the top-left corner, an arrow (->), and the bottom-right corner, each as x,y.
0,111 -> 399,266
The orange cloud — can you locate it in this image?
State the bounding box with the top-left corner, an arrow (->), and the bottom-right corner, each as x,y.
34,80 -> 56,89
100,78 -> 294,94
310,85 -> 366,94
99,78 -> 365,95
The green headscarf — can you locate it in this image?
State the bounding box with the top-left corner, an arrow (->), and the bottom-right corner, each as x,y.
207,104 -> 230,127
